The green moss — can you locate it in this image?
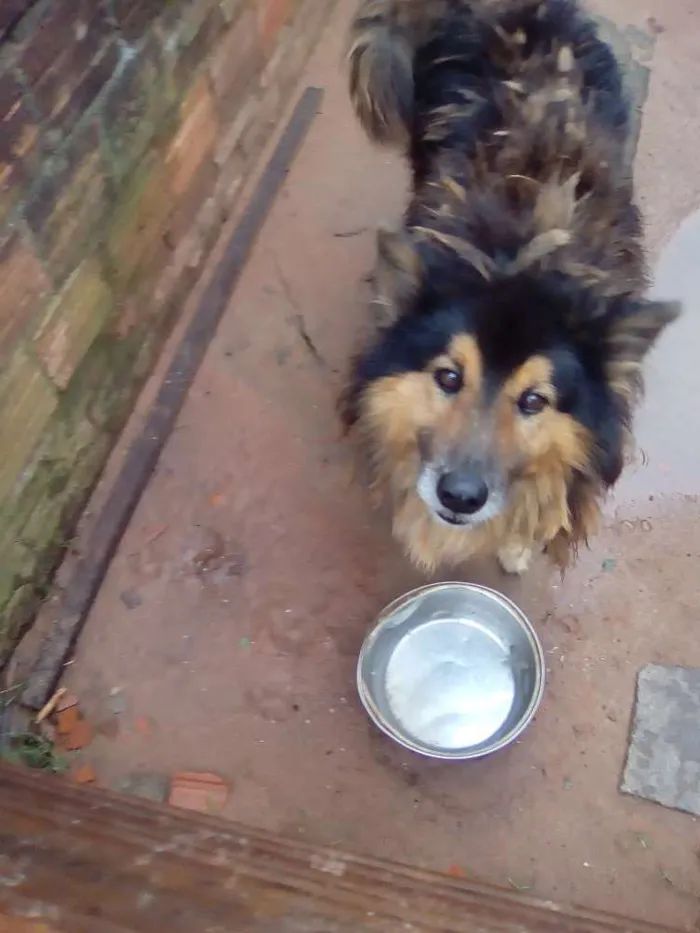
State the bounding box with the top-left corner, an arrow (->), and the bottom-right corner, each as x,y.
100,152 -> 173,299
0,299 -> 180,661
101,47 -> 180,185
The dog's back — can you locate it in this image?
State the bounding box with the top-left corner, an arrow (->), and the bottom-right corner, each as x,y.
343,1 -> 679,574
348,0 -> 628,154
348,0 -> 645,306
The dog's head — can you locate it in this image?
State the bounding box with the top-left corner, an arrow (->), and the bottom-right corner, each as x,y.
342,227 -> 679,553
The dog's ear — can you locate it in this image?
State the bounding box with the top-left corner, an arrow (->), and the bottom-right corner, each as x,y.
374,225 -> 422,311
377,225 -> 421,280
343,227 -> 422,429
605,298 -> 681,403
591,401 -> 626,488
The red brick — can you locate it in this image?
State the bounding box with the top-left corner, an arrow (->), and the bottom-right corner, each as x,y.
18,9 -> 73,84
167,157 -> 219,247
154,194 -> 226,310
0,234 -> 51,362
104,153 -> 174,298
33,40 -> 121,136
56,705 -> 80,736
214,94 -> 258,168
169,771 -> 229,813
64,718 -> 94,751
110,0 -> 163,43
0,69 -> 41,161
0,349 -> 58,504
174,0 -> 222,45
259,0 -> 318,94
19,0 -> 110,88
208,9 -> 262,120
212,147 -> 246,218
33,259 -> 113,389
73,763 -> 97,784
0,1 -> 34,41
167,76 -> 218,198
134,717 -> 153,738
108,298 -> 139,340
152,234 -> 198,311
219,0 -> 246,24
0,180 -> 16,228
24,120 -> 109,282
0,70 -> 42,218
238,76 -> 284,161
257,0 -> 293,52
170,1 -> 226,92
100,41 -> 174,182
17,1 -> 115,137
165,77 -> 220,246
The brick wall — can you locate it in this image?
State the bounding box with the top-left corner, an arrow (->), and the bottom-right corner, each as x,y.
0,0 -> 336,662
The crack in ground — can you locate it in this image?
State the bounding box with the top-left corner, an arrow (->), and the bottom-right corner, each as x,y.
273,259 -> 337,373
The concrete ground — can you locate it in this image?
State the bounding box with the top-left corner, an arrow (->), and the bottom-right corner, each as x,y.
59,1 -> 700,928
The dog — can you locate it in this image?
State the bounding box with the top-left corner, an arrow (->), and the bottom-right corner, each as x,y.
341,0 -> 679,575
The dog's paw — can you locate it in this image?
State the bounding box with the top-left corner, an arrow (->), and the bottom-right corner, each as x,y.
497,542 -> 533,575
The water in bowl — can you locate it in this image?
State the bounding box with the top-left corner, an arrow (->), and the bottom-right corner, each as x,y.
385,617 -> 516,750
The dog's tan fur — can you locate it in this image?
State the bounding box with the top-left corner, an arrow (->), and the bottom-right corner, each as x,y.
359,338 -> 595,571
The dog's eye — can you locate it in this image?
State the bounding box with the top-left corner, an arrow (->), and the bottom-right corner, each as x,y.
434,367 -> 463,394
518,389 -> 548,415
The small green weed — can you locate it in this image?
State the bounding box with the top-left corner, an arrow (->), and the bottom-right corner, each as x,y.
0,682 -> 68,774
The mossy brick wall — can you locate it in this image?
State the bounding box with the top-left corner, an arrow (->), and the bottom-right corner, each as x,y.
0,0 -> 336,663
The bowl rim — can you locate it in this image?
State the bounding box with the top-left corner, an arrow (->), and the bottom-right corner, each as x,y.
356,581 -> 546,760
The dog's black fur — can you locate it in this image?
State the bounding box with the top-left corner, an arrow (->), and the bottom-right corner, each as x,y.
409,0 -> 629,182
343,0 -> 680,572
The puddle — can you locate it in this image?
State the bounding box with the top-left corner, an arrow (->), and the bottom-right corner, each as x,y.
617,208 -> 700,502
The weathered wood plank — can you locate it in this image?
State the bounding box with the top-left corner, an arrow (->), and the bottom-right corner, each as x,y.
0,764 -> 680,933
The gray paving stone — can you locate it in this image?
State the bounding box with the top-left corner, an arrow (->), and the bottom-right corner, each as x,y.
113,771 -> 169,803
621,664 -> 700,816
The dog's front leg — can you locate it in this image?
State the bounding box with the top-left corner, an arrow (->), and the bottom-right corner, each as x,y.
497,539 -> 534,575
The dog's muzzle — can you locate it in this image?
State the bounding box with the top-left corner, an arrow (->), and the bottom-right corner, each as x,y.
417,463 -> 505,528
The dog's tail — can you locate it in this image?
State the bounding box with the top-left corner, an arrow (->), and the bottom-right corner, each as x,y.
347,0 -> 451,147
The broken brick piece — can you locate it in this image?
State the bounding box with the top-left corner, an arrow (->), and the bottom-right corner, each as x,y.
168,772 -> 229,813
134,717 -> 153,737
65,719 -> 94,751
57,692 -> 79,712
73,764 -> 97,785
56,705 -> 80,735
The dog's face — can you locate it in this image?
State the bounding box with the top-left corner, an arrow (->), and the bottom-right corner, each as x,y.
410,335 -> 591,531
344,244 -> 678,550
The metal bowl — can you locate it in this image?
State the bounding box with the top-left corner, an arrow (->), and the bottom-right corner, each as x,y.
357,582 -> 545,760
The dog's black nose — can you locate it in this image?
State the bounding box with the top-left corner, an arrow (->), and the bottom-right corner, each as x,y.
437,471 -> 489,515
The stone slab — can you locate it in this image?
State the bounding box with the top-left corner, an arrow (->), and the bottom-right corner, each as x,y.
621,664 -> 700,816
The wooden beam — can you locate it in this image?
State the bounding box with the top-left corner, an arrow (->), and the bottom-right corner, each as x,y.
0,764 -> 679,932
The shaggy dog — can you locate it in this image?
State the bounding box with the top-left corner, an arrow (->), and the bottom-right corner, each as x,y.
341,0 -> 679,575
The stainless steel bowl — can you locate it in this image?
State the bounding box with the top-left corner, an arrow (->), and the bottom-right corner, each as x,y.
357,582 -> 545,760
